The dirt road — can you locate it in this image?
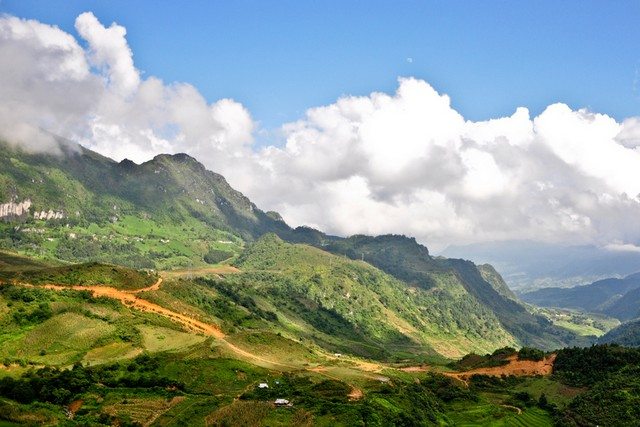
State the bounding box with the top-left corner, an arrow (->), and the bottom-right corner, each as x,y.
15,278 -> 366,400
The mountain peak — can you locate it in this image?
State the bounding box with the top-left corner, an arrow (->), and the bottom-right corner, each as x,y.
150,152 -> 198,164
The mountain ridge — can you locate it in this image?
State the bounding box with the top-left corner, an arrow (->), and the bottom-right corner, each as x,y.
0,140 -> 583,353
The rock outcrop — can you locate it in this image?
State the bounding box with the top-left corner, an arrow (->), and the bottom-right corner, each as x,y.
0,199 -> 31,221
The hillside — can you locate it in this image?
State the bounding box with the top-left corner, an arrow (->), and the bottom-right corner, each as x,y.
323,235 -> 580,350
521,272 -> 640,319
231,234 -> 518,358
0,254 -> 637,425
599,320 -> 640,347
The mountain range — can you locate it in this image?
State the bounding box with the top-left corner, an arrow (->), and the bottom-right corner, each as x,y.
442,240 -> 640,291
0,140 -> 586,356
521,272 -> 640,321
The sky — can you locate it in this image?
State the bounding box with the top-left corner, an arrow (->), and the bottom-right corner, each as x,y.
1,1 -> 640,251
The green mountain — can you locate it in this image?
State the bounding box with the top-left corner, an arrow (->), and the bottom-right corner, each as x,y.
0,140 -> 582,356
231,233 -> 518,358
321,234 -> 579,350
0,139 -> 631,426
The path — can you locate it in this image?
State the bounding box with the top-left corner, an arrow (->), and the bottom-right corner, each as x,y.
501,404 -> 522,415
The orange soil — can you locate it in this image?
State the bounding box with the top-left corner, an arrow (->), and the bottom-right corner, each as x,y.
398,365 -> 431,373
67,399 -> 84,416
39,279 -> 225,339
445,354 -> 556,384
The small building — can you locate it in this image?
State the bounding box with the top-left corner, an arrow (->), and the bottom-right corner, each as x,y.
258,383 -> 269,389
274,398 -> 291,406
334,353 -> 342,358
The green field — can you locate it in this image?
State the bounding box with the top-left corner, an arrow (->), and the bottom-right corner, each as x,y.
533,306 -> 620,337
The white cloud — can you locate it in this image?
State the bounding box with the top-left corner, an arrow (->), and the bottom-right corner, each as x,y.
241,78 -> 640,250
0,12 -> 254,170
75,12 -> 140,96
604,242 -> 640,253
1,12 -> 640,252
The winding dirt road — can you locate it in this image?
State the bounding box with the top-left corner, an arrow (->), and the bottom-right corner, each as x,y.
15,277 -> 367,400
38,278 -> 225,339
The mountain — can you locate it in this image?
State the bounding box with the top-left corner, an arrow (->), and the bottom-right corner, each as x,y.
441,240 -> 640,291
230,233 -> 520,358
0,140 -> 583,355
603,285 -> 640,321
0,140 -> 295,269
521,272 -> 640,320
321,235 -> 579,350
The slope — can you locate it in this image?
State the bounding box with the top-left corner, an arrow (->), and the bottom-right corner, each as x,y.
599,320 -> 640,347
0,140 -> 581,353
324,235 -> 579,350
229,234 -> 518,359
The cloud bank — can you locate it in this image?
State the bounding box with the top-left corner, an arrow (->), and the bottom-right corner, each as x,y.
2,12 -> 640,250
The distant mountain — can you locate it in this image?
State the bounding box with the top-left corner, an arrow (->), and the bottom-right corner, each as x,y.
441,240 -> 640,291
0,140 -> 583,354
521,273 -> 640,320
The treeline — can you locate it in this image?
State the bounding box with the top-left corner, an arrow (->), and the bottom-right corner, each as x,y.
0,355 -> 182,405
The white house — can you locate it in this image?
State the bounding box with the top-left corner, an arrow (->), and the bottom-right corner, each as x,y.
274,398 -> 291,406
258,383 -> 269,389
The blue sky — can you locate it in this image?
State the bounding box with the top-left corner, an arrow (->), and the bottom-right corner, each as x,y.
3,1 -> 640,248
2,0 -> 639,131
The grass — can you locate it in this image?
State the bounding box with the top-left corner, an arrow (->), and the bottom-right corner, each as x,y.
138,324 -> 207,353
0,398 -> 62,425
225,331 -> 323,366
555,320 -> 608,337
82,342 -> 141,366
512,377 -> 584,407
205,400 -> 272,426
533,307 -> 620,337
159,356 -> 269,395
102,395 -> 185,425
0,250 -> 53,272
